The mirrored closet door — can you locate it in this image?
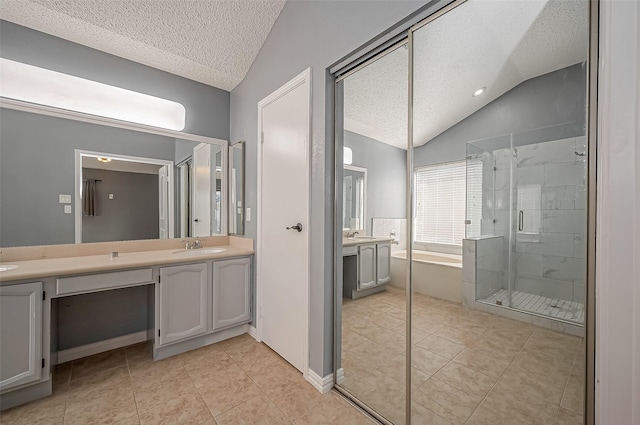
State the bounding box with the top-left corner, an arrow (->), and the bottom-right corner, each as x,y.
334,0 -> 592,424
335,41 -> 409,424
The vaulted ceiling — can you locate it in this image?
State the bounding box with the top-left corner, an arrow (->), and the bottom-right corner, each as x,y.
0,0 -> 285,91
343,0 -> 589,149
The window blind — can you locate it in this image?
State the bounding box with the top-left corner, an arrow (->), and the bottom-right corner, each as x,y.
414,160 -> 482,246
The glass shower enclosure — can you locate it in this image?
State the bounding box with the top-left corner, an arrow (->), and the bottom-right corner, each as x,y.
466,122 -> 587,324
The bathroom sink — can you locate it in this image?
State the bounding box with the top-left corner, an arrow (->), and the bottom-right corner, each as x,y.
173,248 -> 226,255
0,265 -> 18,272
352,236 -> 377,240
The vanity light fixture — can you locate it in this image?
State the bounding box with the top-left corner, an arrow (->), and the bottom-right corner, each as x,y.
97,157 -> 112,163
472,86 -> 487,97
344,147 -> 353,165
0,58 -> 186,131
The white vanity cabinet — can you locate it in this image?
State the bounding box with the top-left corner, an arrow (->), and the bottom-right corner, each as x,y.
344,239 -> 392,299
158,263 -> 209,346
212,257 -> 251,330
0,282 -> 43,392
376,242 -> 391,285
357,244 -> 377,290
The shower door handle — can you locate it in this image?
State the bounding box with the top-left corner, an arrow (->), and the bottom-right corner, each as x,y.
518,210 -> 524,231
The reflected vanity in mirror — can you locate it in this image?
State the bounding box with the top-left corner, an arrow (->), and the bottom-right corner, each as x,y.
0,105 -> 232,247
228,141 -> 245,235
342,165 -> 367,234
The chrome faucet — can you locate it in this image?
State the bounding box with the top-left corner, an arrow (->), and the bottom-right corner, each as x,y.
390,230 -> 399,245
346,230 -> 359,238
182,239 -> 203,250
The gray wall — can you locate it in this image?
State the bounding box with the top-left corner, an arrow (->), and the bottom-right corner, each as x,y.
57,286 -> 150,350
0,108 -> 175,247
0,20 -> 230,140
230,0 -> 426,377
413,63 -> 587,167
82,168 -> 160,243
344,131 -> 407,232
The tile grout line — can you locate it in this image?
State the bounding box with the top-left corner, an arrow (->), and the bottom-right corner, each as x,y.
124,351 -> 143,425
461,330 -> 535,425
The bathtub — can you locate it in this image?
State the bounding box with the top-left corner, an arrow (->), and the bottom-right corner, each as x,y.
390,250 -> 463,303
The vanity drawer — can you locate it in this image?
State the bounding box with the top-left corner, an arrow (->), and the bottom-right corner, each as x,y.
343,246 -> 358,256
56,268 -> 153,296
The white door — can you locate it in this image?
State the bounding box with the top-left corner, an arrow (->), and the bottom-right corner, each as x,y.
258,69 -> 310,373
158,165 -> 170,239
193,143 -> 211,237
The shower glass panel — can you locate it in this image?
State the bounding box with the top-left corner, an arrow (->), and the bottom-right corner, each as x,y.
469,123 -> 587,324
335,43 -> 408,425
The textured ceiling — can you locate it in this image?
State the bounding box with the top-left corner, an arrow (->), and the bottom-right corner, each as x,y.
0,0 -> 285,91
343,0 -> 589,149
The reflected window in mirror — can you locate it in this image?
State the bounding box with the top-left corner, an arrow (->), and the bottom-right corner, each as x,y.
229,142 -> 245,236
342,165 -> 367,233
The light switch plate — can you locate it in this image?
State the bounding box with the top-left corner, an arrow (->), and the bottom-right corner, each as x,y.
59,194 -> 72,204
64,205 -> 72,214
246,207 -> 251,222
109,194 -> 114,200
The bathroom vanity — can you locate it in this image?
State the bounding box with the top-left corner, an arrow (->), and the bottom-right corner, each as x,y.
0,237 -> 253,410
342,237 -> 392,299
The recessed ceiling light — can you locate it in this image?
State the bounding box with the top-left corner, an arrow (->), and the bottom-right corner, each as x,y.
97,157 -> 112,163
472,87 -> 487,97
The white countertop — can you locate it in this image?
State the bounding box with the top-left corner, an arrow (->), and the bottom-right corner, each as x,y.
342,237 -> 393,247
0,245 -> 254,282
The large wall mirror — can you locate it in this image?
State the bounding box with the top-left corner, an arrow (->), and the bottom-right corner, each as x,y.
0,103 -> 231,247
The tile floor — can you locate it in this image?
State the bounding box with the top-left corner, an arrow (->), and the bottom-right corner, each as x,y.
340,286 -> 585,425
0,335 -> 374,425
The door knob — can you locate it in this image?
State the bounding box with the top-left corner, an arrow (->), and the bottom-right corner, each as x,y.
286,223 -> 303,232
194,218 -> 200,222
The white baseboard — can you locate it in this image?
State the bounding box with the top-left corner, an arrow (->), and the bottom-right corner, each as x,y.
336,368 -> 345,385
306,368 -> 334,394
57,330 -> 148,364
248,325 -> 257,340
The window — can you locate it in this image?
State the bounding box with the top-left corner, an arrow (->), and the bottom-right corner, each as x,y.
414,160 -> 482,246
355,176 -> 365,230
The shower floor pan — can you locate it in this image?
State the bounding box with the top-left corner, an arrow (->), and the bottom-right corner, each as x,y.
479,289 -> 585,324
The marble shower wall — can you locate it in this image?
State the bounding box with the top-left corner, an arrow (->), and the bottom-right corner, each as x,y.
477,136 -> 587,303
512,136 -> 587,303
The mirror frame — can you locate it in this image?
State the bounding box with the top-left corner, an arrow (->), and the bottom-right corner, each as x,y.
0,97 -> 229,245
